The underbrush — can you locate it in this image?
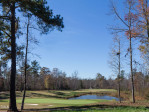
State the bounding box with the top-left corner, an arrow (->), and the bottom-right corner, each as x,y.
52,107 -> 149,112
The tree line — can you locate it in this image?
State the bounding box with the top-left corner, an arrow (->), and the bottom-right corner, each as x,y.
0,62 -> 149,99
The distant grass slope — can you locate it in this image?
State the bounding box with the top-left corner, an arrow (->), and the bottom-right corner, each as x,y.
0,89 -> 117,99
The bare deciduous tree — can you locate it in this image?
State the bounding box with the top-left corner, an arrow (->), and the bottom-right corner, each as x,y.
110,0 -> 137,103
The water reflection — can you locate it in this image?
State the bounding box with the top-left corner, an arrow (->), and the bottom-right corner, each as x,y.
69,95 -> 120,101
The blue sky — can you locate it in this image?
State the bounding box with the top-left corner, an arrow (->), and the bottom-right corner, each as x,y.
30,0 -> 137,79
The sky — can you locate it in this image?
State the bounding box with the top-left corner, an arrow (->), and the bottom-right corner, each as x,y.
28,0 -> 138,79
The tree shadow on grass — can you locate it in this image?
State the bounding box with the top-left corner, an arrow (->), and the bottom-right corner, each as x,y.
30,93 -> 66,99
0,93 -> 9,99
0,99 -> 8,102
23,104 -> 149,112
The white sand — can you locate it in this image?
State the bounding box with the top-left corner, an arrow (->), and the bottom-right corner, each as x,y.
48,105 -> 53,106
25,104 -> 39,106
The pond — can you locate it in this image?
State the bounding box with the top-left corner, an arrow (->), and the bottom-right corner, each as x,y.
69,95 -> 120,101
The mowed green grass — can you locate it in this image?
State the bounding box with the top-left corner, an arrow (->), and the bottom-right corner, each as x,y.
1,98 -> 109,105
0,98 -> 111,110
19,98 -> 107,105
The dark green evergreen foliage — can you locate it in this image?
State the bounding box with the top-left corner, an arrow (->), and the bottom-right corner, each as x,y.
31,60 -> 41,75
0,0 -> 64,38
0,0 -> 64,61
18,0 -> 64,31
0,33 -> 24,61
15,0 -> 64,33
0,16 -> 23,62
0,19 -> 11,61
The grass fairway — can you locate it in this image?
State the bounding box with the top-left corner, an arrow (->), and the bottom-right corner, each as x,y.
0,98 -> 111,110
18,98 -> 106,105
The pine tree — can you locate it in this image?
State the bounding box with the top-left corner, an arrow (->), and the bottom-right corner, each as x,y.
0,0 -> 64,111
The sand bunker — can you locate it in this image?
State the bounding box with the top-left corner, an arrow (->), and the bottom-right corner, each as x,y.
25,104 -> 39,106
48,105 -> 53,106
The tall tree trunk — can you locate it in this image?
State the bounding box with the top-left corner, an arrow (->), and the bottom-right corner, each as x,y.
129,29 -> 135,103
21,15 -> 30,110
34,75 -> 35,90
145,0 -> 149,40
118,39 -> 121,103
128,2 -> 135,103
20,72 -> 23,92
0,62 -> 2,77
8,2 -> 18,111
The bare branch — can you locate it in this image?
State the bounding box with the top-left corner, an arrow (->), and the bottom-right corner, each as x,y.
0,16 -> 9,19
111,1 -> 129,27
1,29 -> 11,38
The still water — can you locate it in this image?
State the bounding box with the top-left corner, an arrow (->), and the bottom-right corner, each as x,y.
69,95 -> 120,101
